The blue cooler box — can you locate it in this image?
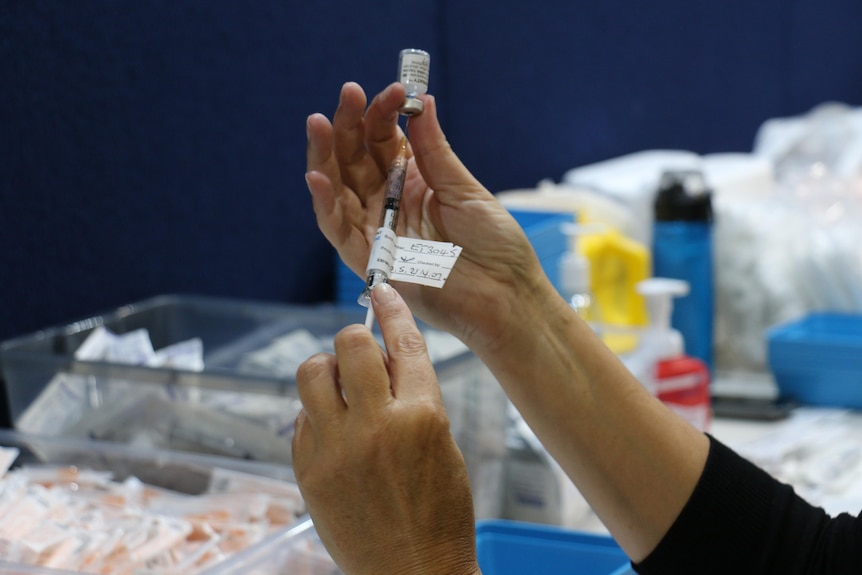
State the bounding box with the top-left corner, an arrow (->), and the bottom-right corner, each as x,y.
767,313 -> 862,408
476,520 -> 630,575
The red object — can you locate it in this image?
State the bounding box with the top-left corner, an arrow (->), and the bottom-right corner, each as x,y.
654,356 -> 711,431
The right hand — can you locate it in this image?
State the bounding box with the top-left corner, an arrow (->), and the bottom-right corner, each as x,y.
306,82 -> 552,352
292,283 -> 482,575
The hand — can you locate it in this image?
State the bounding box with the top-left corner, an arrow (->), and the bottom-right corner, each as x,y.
306,82 -> 550,353
292,283 -> 481,575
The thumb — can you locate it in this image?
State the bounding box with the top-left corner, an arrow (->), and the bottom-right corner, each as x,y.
407,95 -> 490,204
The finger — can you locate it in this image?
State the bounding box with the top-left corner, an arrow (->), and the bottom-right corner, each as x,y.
407,95 -> 491,205
371,283 -> 439,402
332,82 -> 373,195
333,324 -> 393,413
306,112 -> 344,193
307,105 -> 370,274
364,82 -> 409,174
295,352 -> 346,433
306,169 -> 369,276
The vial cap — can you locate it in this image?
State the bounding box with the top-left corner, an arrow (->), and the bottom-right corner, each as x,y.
399,98 -> 424,116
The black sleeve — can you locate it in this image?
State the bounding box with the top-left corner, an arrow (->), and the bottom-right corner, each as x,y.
633,435 -> 862,574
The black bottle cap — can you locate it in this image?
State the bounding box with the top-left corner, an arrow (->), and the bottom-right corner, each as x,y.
654,170 -> 713,222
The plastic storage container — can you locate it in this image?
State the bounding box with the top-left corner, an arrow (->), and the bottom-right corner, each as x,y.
206,518 -> 339,575
0,294 -> 508,518
476,520 -> 630,575
0,561 -> 82,575
1,526 -> 338,575
767,313 -> 862,408
0,429 -> 338,575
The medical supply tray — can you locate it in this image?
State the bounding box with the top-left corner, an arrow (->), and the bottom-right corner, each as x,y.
476,520 -> 630,575
767,312 -> 862,409
0,429 -> 337,575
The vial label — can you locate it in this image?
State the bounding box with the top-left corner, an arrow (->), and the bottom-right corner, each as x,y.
398,50 -> 430,94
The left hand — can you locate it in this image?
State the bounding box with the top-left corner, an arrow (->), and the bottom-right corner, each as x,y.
292,283 -> 482,575
306,82 -> 543,353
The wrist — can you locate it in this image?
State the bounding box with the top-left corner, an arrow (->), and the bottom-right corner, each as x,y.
466,269 -> 603,417
476,269 -> 571,361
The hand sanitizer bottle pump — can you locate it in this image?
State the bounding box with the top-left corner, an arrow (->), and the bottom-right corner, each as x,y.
634,278 -> 712,431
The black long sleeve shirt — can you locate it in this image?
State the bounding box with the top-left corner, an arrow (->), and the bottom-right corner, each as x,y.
635,435 -> 862,574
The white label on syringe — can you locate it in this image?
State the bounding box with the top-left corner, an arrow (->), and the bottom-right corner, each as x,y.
366,226 -> 398,276
389,238 -> 462,288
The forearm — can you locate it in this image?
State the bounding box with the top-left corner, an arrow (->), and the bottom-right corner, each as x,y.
468,274 -> 709,562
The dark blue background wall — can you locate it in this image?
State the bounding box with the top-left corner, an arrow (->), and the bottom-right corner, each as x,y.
1,2 -> 861,366
442,1 -> 862,194
0,1 -> 440,346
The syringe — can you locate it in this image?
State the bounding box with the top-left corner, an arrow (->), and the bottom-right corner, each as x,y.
359,136 -> 409,329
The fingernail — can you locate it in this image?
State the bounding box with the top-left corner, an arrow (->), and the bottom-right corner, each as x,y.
372,282 -> 397,304
304,172 -> 313,194
306,115 -> 312,140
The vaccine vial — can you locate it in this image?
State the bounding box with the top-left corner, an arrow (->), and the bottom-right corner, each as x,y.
398,48 -> 430,116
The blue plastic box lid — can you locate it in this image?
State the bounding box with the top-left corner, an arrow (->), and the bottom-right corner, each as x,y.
767,312 -> 862,408
476,520 -> 630,575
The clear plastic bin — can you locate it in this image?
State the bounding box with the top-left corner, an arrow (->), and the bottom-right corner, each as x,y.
0,294 -> 507,518
207,518 -> 340,575
0,561 -> 80,575
0,429 -> 338,575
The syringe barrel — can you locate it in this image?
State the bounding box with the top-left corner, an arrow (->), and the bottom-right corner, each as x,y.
358,135 -> 409,308
377,141 -> 408,229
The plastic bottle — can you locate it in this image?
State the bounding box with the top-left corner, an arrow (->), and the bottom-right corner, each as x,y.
652,169 -> 714,372
558,223 -> 599,323
561,149 -> 703,247
629,278 -> 711,432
